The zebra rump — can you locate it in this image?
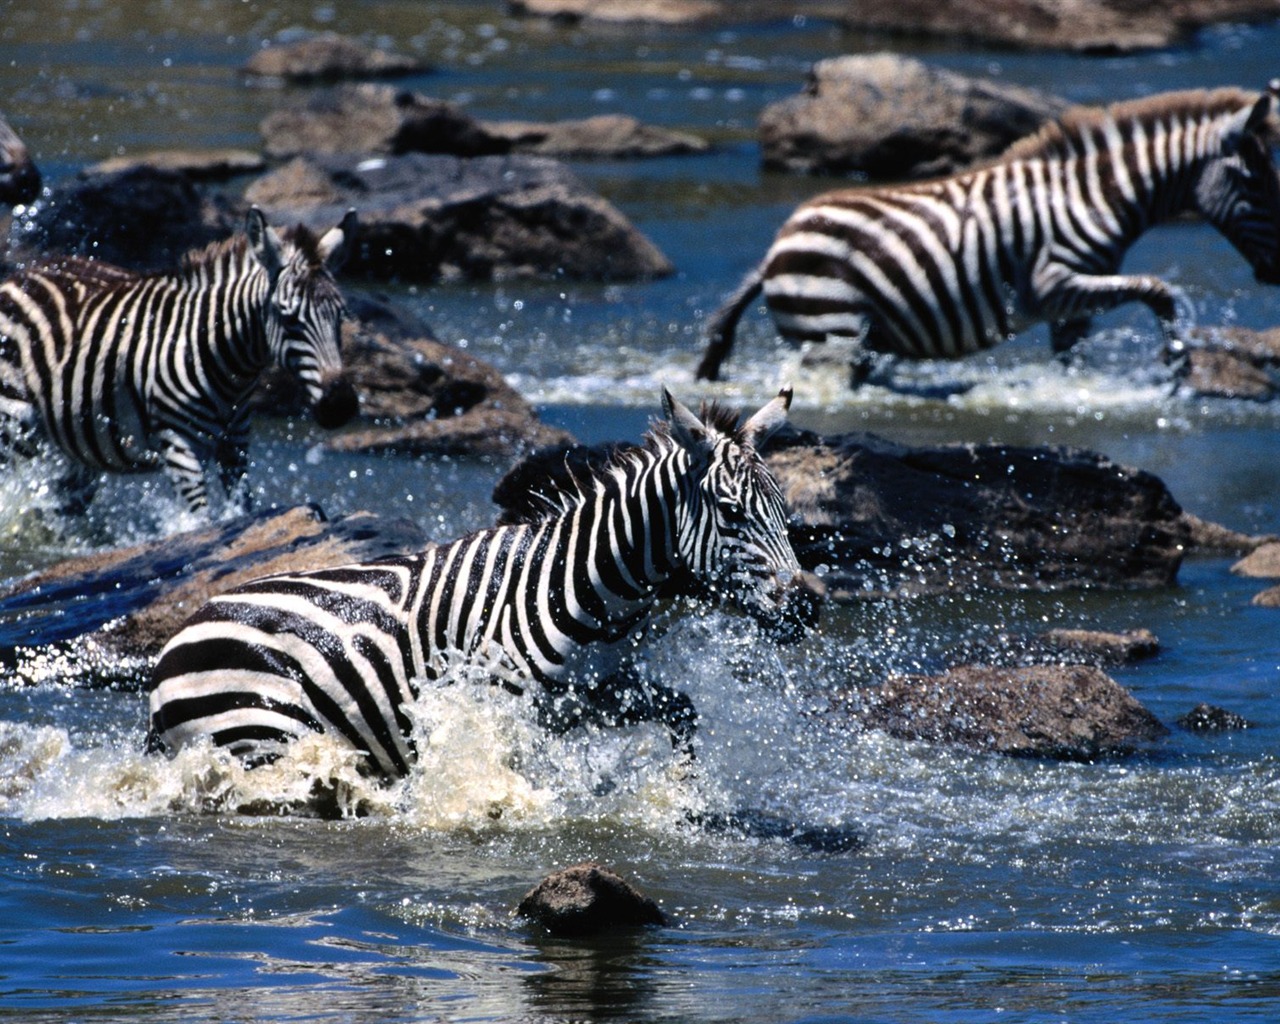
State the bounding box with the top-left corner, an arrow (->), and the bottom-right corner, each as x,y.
697,84 -> 1280,384
147,387 -> 824,781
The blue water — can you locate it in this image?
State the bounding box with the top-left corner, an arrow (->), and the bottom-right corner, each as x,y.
3,3 -> 1280,1021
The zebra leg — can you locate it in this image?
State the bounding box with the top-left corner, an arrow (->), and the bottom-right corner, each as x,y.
535,674 -> 699,758
1049,317 -> 1094,365
156,429 -> 210,514
215,428 -> 253,514
53,463 -> 100,519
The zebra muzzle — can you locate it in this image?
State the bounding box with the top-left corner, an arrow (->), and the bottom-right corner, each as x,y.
312,375 -> 359,429
760,569 -> 825,645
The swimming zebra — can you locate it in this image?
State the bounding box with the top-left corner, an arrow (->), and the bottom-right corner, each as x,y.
697,85 -> 1280,385
0,206 -> 359,515
147,387 -> 824,779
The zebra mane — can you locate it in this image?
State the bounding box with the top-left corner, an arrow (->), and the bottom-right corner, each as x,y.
1000,87 -> 1262,163
178,221 -> 327,275
496,402 -> 752,525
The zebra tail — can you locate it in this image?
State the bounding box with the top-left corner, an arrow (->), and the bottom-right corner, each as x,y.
696,261 -> 765,381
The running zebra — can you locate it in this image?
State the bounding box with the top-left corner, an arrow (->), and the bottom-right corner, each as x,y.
0,206 -> 359,515
697,85 -> 1280,384
147,387 -> 824,779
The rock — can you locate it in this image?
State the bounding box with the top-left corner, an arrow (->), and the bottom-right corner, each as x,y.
0,114 -> 40,206
261,84 -> 707,161
82,148 -> 267,181
947,627 -> 1160,668
1187,324 -> 1280,367
483,113 -> 709,159
1251,585 -> 1280,607
1181,348 -> 1276,402
331,405 -> 573,459
858,664 -> 1169,759
260,84 -> 507,160
767,430 -> 1190,597
1176,702 -> 1254,732
243,31 -> 428,84
508,0 -> 727,24
496,431 -> 1189,596
516,863 -> 666,937
1231,542 -> 1280,578
17,165 -> 228,272
759,53 -> 1068,179
0,505 -> 428,686
1181,512 -> 1276,554
245,152 -> 673,282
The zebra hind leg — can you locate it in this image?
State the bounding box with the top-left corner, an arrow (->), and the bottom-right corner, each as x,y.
535,675 -> 699,761
1050,317 -> 1094,367
52,463 -> 100,520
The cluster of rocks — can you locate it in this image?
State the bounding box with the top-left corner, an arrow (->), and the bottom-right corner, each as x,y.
1229,539 -> 1280,606
511,0 -> 1280,53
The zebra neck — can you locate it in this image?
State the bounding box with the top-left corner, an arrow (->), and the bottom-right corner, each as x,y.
174,245 -> 273,384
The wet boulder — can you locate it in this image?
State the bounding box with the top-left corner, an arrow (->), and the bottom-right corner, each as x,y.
759,53 -> 1068,179
516,863 -> 667,937
82,148 -> 267,182
767,430 -> 1190,597
244,152 -> 673,282
1176,702 -> 1254,732
258,293 -> 574,459
260,84 -> 507,160
0,113 -> 40,207
0,505 -> 428,687
481,113 -> 708,159
1231,541 -> 1280,579
243,31 -> 429,84
857,664 -> 1169,759
508,0 -> 728,24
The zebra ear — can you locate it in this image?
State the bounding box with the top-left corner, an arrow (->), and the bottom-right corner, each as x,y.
318,209 -> 358,271
1223,94 -> 1272,146
663,387 -> 715,459
245,205 -> 285,277
741,385 -> 793,451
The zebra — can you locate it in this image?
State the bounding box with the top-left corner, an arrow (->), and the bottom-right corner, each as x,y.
147,386 -> 824,780
0,206 -> 359,516
696,84 -> 1280,386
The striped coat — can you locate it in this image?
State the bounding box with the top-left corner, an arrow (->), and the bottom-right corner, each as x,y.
147,388 -> 824,778
697,85 -> 1280,383
0,207 -> 357,515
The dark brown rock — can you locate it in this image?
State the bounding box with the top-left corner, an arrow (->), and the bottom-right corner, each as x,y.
767,430 -> 1190,597
243,32 -> 428,84
516,863 -> 667,937
1182,347 -> 1276,402
260,84 -> 506,160
947,627 -> 1160,668
0,113 -> 40,207
0,506 -> 428,686
1231,542 -> 1280,578
859,664 -> 1169,759
83,149 -> 266,182
759,54 -> 1067,179
1187,324 -> 1280,367
1181,512 -> 1276,554
1176,702 -> 1254,732
484,114 -> 708,159
245,152 -> 673,283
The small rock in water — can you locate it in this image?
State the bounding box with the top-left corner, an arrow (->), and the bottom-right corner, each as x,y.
1176,703 -> 1254,733
947,627 -> 1160,668
516,863 -> 666,937
1231,541 -> 1280,579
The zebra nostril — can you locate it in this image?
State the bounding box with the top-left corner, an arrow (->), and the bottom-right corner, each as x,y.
312,376 -> 358,429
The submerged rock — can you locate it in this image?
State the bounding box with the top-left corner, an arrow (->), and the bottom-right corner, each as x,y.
947,628 -> 1160,669
759,53 -> 1067,179
0,505 -> 428,685
516,863 -> 667,936
243,32 -> 429,84
857,664 -> 1169,759
1176,702 -> 1254,732
245,152 -> 673,282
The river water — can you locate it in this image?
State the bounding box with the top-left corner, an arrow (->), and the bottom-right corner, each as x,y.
3,3 -> 1280,1021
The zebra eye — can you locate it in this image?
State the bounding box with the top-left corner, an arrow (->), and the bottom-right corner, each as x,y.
717,498 -> 746,522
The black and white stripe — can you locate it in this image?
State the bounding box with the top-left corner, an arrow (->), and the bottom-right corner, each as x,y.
697,85 -> 1280,383
0,206 -> 358,514
147,387 -> 823,778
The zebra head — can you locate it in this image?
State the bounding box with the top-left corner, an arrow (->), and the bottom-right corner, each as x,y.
1195,85 -> 1280,286
246,206 -> 360,428
665,385 -> 823,644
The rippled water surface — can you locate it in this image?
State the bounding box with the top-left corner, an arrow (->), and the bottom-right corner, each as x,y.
3,3 -> 1280,1022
